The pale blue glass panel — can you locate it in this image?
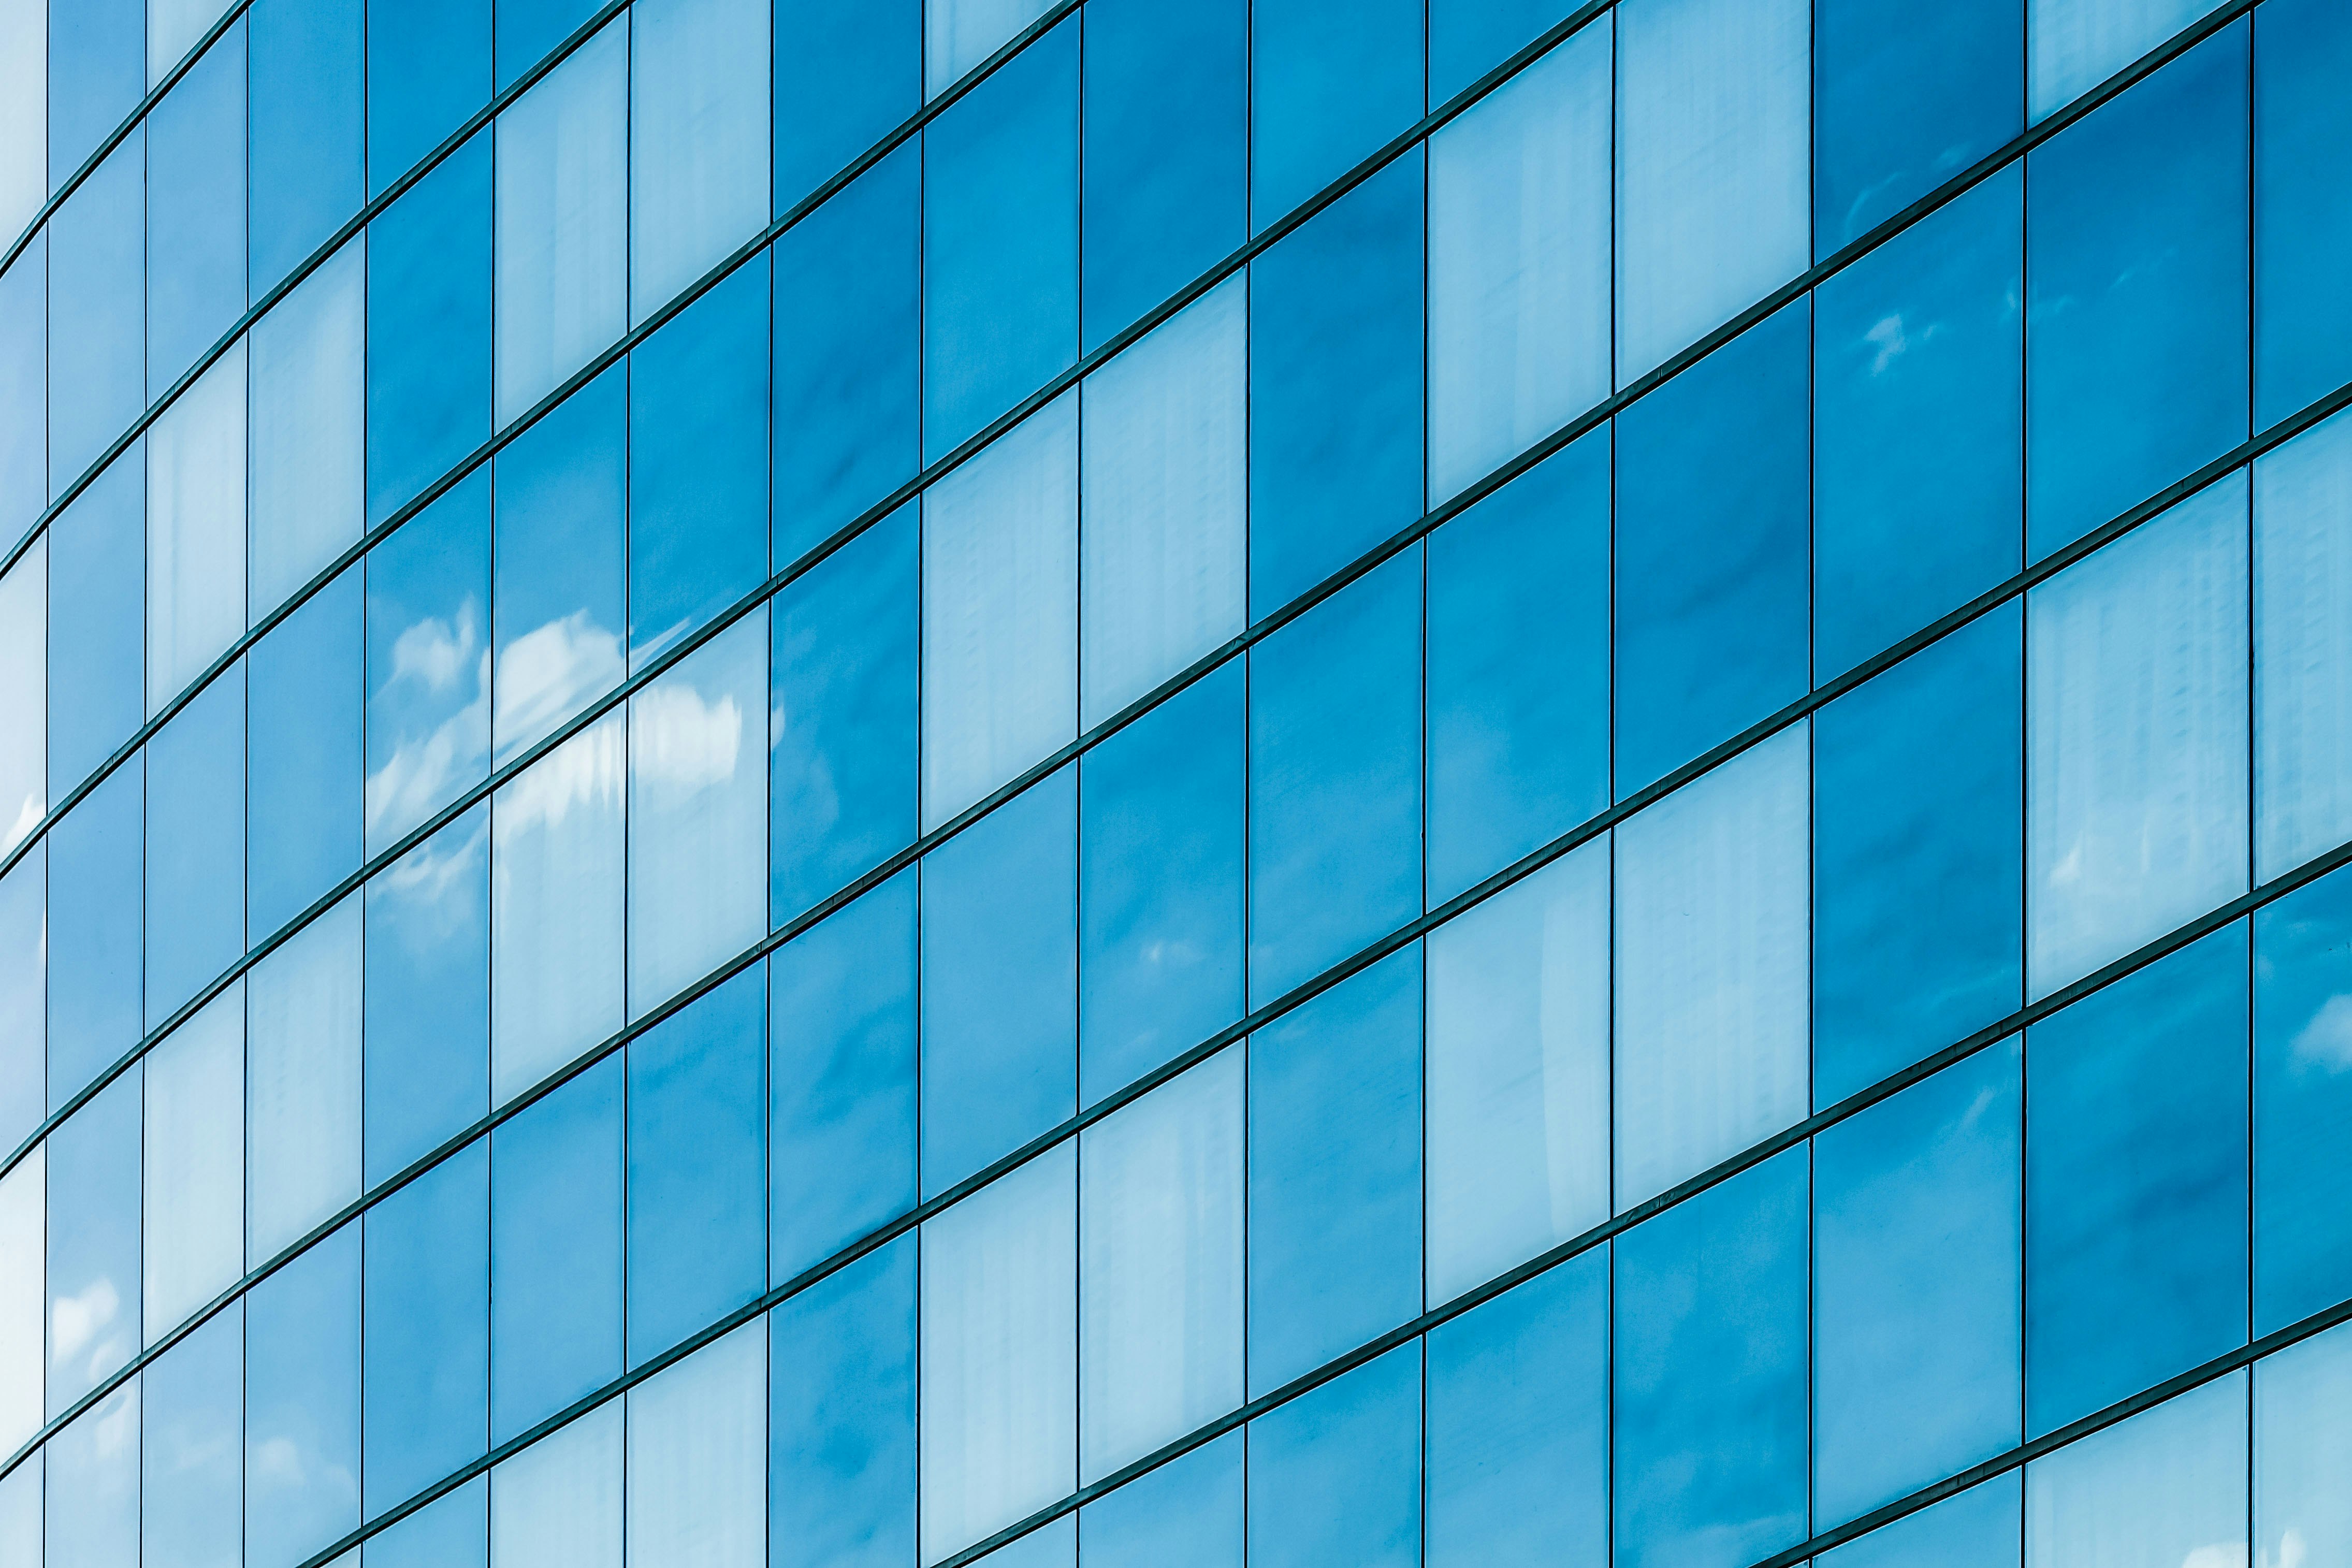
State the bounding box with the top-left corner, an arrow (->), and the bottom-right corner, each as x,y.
1078,1050 -> 1244,1482
919,1142 -> 1077,1563
1247,946 -> 1422,1393
628,1322 -> 767,1568
2254,410 -> 2352,881
362,1141 -> 488,1511
145,24 -> 245,395
771,1238 -> 918,1568
250,240 -> 365,616
2027,475 -> 2249,997
630,0 -> 770,320
2254,0 -> 2352,428
1814,1046 -> 2023,1526
1614,1146 -> 1809,1568
1427,840 -> 1609,1302
494,18 -> 628,424
2254,868 -> 2352,1333
489,1403 -> 623,1568
0,853 -> 36,1153
1427,19 -> 1610,502
362,806 -> 490,1183
1614,723 -> 1811,1207
246,895 -> 362,1261
143,1305 -> 242,1568
244,1225 -> 361,1568
47,1070 -> 140,1416
490,1056 -> 621,1442
1615,0 -> 1809,382
1079,277 -> 1246,729
2030,0 -> 2209,120
920,393 -> 1078,829
2026,1375 -> 2247,1568
47,763 -> 142,1110
0,1151 -> 39,1454
1427,1251 -> 1609,1567
0,234 -> 41,550
0,541 -> 40,851
490,712 -> 626,1101
365,470 -> 491,854
149,0 -> 231,83
1819,1477 -> 2021,1568
1078,1431 -> 1242,1568
146,344 -> 246,714
0,1461 -> 32,1568
48,1385 -> 138,1568
977,1519 -> 1073,1568
2257,1324 -> 2352,1568
0,0 -> 39,241
1247,1343 -> 1422,1568
142,985 -> 243,1341
143,672 -> 243,1027
47,130 -> 141,496
46,446 -> 142,801
628,611 -> 767,1014
1250,0 -> 1422,230
924,0 -> 1051,96
370,1478 -> 486,1568
770,874 -> 917,1280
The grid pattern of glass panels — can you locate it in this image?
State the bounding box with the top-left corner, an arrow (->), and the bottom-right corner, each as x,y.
3,0 -> 2352,1565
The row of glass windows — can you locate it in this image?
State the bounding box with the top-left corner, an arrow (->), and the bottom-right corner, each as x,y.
5,856 -> 2351,1567
7,0 -> 2346,793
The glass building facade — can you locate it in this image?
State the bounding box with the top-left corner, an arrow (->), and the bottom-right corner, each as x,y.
3,0 -> 2351,1563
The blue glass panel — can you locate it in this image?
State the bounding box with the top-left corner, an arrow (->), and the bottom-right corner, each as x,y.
47,0 -> 141,186
362,805 -> 490,1185
1248,153 -> 1424,613
1814,605 -> 2024,1104
1614,1146 -> 1810,1568
1616,300 -> 1810,795
771,1238 -> 918,1568
771,872 -> 917,1282
250,0 -> 362,292
1426,427 -> 1609,903
244,1224 -> 361,1568
367,134 -> 493,525
2254,0 -> 2352,428
370,1478 -> 488,1568
1816,1046 -> 2023,1525
770,505 -> 918,922
0,854 -> 37,1148
47,130 -> 142,496
496,0 -> 600,90
142,1306 -> 242,1568
145,23 -> 245,396
1251,0 -> 1421,229
1427,1251 -> 1609,1566
491,365 -> 626,765
47,449 -> 143,797
48,1385 -> 139,1568
249,567 -> 361,937
364,468 -> 492,855
0,233 -> 41,550
630,258 -> 770,668
1815,166 -> 2025,676
1816,0 -> 2022,251
774,0 -> 920,212
1247,946 -> 1422,1393
920,767 -> 1077,1194
45,1067 -> 140,1414
773,146 -> 920,564
1820,1476 -> 2022,1568
490,1055 -> 622,1442
47,762 -> 141,1108
1246,1343 -> 1421,1568
1080,0 -> 1247,351
628,966 -> 767,1364
1079,661 -> 1244,1103
921,18 -> 1077,459
367,0 -> 491,196
144,673 -> 244,1027
1248,550 -> 1421,1006
364,1140 -> 489,1511
2026,24 -> 2248,561
1078,1431 -> 1243,1568
1429,0 -> 1574,104
2030,0 -> 2214,120
2026,925 -> 2249,1435
2254,866 -> 2352,1333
